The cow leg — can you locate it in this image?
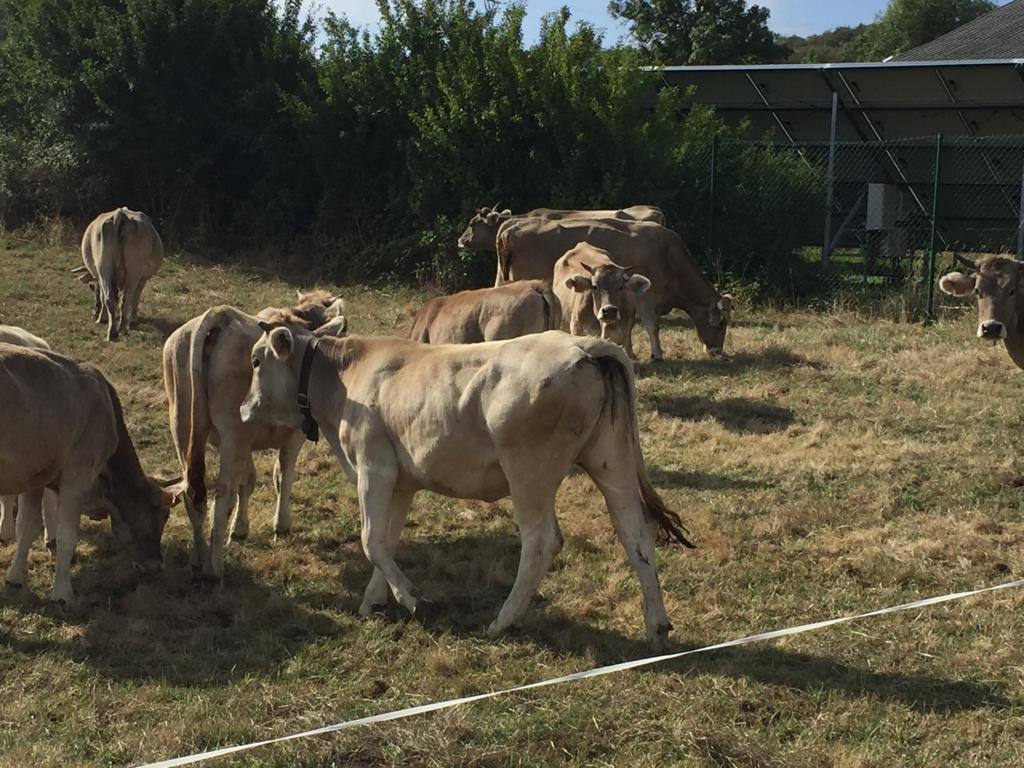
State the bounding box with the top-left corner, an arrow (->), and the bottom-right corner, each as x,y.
359,489 -> 414,616
205,443 -> 246,581
50,484 -> 90,605
357,467 -> 418,614
582,461 -> 672,650
42,490 -> 57,553
0,494 -> 14,543
92,284 -> 105,323
272,433 -> 304,536
127,276 -> 148,328
230,456 -> 256,542
102,285 -> 120,341
486,479 -> 563,638
184,492 -> 209,574
4,489 -> 43,590
121,275 -> 145,333
637,303 -> 664,361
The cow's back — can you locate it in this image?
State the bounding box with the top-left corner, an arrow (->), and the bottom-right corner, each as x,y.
0,325 -> 51,351
0,345 -> 116,495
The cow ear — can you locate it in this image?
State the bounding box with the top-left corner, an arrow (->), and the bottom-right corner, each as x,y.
257,320 -> 274,334
316,315 -> 348,337
566,274 -> 592,292
269,327 -> 294,359
500,209 -> 511,216
938,271 -> 975,297
626,274 -> 651,296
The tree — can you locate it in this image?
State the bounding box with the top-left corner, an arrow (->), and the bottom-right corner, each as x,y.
608,0 -> 789,64
854,0 -> 995,60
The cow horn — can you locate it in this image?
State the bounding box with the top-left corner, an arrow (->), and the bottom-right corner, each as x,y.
955,253 -> 978,271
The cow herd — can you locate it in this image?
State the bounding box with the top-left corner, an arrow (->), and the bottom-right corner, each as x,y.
0,204 -> 1012,650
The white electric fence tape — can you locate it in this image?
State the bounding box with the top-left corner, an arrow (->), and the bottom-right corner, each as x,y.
140,577 -> 1024,768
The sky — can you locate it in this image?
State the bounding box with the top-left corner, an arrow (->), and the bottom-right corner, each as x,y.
312,0 -> 896,42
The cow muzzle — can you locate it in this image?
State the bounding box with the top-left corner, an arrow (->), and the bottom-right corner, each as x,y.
598,305 -> 620,322
978,321 -> 1007,341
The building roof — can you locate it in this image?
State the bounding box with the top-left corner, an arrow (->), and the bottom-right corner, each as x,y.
894,0 -> 1024,62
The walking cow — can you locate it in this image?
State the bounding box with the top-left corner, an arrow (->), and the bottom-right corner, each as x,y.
74,207 -> 164,341
240,328 -> 694,649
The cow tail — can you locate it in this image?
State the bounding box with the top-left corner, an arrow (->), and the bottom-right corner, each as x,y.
593,352 -> 695,548
535,282 -> 561,331
185,306 -> 255,513
496,224 -> 514,284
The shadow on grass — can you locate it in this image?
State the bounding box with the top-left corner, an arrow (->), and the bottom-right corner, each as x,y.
649,466 -> 764,491
0,536 -> 344,687
636,346 -> 824,380
315,531 -> 1011,715
645,394 -> 796,434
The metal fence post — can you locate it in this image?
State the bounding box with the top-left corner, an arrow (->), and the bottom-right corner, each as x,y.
925,133 -> 943,326
708,135 -> 718,255
821,91 -> 838,268
1017,156 -> 1024,261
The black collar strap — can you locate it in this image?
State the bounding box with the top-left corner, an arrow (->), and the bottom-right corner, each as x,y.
297,337 -> 320,442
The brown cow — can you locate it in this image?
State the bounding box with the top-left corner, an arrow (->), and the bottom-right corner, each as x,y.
74,207 -> 164,341
162,291 -> 346,581
457,205 -> 667,252
406,281 -> 560,343
497,217 -> 731,360
1,345 -> 174,603
240,329 -> 693,649
553,243 -> 651,359
939,256 -> 1024,369
0,326 -> 57,545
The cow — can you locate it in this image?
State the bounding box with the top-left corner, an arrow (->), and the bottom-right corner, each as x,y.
405,281 -> 560,344
553,243 -> 651,359
1,344 -> 174,603
73,207 -> 164,341
497,217 -> 732,360
0,326 -> 58,546
239,328 -> 695,650
939,255 -> 1024,369
457,204 -> 666,252
162,291 -> 347,581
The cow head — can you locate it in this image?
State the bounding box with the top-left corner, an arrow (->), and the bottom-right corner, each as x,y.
294,290 -> 346,326
240,324 -> 304,430
691,294 -> 733,356
566,260 -> 651,350
100,473 -> 177,574
939,256 -> 1023,342
458,205 -> 512,250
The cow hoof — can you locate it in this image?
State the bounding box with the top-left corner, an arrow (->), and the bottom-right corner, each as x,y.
46,539 -> 57,554
650,355 -> 663,363
0,536 -> 11,546
4,580 -> 23,591
230,531 -> 248,543
359,602 -> 387,618
484,621 -> 504,638
274,527 -> 292,538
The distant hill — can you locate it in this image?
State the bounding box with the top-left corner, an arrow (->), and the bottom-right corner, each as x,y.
777,24 -> 874,63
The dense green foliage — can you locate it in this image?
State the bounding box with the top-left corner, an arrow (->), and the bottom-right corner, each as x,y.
0,0 -> 821,290
779,0 -> 996,63
608,0 -> 788,64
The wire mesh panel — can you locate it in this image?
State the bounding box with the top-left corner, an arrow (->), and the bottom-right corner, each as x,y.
696,135 -> 1024,320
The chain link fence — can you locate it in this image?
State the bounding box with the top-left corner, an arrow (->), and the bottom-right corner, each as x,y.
675,135 -> 1024,320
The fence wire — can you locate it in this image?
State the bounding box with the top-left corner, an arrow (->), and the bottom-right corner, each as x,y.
685,135 -> 1024,320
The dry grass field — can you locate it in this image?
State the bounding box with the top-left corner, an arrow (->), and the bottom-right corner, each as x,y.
1,228 -> 1023,767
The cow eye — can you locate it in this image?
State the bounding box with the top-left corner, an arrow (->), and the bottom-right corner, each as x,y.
252,357 -> 260,369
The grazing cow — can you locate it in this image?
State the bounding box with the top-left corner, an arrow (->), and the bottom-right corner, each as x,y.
1,345 -> 173,603
73,207 -> 164,341
457,204 -> 666,252
405,281 -> 560,344
553,243 -> 651,359
240,329 -> 694,649
940,256 -> 1024,369
0,327 -> 58,545
162,291 -> 346,580
498,218 -> 732,360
